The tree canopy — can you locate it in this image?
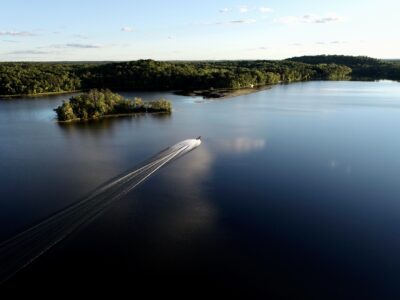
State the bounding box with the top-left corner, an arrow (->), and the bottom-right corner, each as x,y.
1,55 -> 398,97
54,89 -> 172,122
287,55 -> 400,79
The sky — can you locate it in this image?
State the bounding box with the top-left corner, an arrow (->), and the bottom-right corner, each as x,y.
0,0 -> 399,61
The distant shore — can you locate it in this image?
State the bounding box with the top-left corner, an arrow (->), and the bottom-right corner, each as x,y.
175,86 -> 273,99
0,90 -> 82,99
1,86 -> 273,100
2,56 -> 399,100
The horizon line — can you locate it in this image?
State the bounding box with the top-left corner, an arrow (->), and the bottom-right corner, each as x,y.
1,55 -> 399,63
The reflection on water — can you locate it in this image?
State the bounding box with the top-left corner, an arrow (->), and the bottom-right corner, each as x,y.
57,113 -> 172,136
1,81 -> 400,297
158,145 -> 216,236
216,137 -> 266,153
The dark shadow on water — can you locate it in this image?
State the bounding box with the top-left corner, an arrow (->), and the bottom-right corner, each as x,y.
149,112 -> 173,122
56,113 -> 172,136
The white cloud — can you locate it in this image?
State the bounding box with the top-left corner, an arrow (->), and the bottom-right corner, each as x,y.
247,46 -> 268,51
50,43 -> 103,49
220,6 -> 273,14
0,31 -> 36,36
66,43 -> 102,48
229,19 -> 256,24
8,50 -> 49,55
198,19 -> 256,26
121,26 -> 134,32
259,7 -> 273,13
312,14 -> 343,23
239,5 -> 249,13
315,40 -> 347,45
275,13 -> 343,24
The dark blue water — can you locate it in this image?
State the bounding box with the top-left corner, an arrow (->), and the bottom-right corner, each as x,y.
1,81 -> 400,297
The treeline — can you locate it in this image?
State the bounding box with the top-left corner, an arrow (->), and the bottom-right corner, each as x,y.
85,60 -> 351,91
54,89 -> 172,121
0,63 -> 86,95
0,59 -> 353,96
3,55 -> 399,97
287,55 -> 400,80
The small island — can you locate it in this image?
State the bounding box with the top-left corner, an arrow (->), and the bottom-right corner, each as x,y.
54,89 -> 172,122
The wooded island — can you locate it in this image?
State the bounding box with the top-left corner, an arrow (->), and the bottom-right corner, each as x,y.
54,89 -> 171,122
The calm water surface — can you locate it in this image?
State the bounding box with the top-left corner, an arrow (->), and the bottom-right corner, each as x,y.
1,81 -> 400,297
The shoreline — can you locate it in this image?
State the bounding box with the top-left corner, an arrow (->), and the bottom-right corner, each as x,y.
4,78 -> 388,100
0,90 -> 83,99
174,85 -> 274,99
1,86 -> 274,100
57,111 -> 171,123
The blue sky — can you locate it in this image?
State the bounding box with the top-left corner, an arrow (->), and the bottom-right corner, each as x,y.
0,0 -> 399,61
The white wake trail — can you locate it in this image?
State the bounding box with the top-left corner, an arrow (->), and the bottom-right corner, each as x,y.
0,138 -> 201,284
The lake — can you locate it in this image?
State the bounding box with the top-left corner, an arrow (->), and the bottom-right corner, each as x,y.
1,81 -> 400,297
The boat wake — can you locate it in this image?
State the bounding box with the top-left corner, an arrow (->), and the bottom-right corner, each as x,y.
0,138 -> 201,284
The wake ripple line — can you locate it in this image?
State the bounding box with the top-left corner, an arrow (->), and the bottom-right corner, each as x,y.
0,139 -> 200,284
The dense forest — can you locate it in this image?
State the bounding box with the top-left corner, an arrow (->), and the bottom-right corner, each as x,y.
287,55 -> 400,80
54,89 -> 172,121
0,63 -> 85,96
1,55 -> 399,97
